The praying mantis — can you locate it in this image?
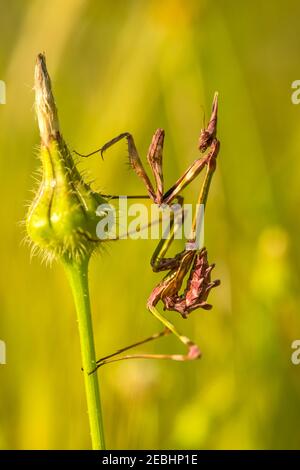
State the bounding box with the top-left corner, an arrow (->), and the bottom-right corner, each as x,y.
75,93 -> 220,371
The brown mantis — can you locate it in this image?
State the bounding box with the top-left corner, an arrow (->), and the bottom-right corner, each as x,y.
75,93 -> 220,370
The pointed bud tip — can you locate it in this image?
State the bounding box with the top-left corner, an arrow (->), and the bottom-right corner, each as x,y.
34,53 -> 60,145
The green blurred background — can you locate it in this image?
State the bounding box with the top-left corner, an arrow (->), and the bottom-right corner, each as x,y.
0,0 -> 300,450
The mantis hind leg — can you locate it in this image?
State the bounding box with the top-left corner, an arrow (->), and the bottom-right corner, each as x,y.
93,304 -> 201,370
147,304 -> 201,362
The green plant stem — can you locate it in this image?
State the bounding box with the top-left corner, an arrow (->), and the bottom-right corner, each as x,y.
63,256 -> 105,450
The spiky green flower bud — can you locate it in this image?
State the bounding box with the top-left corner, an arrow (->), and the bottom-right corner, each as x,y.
26,54 -> 105,262
25,54 -> 106,450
